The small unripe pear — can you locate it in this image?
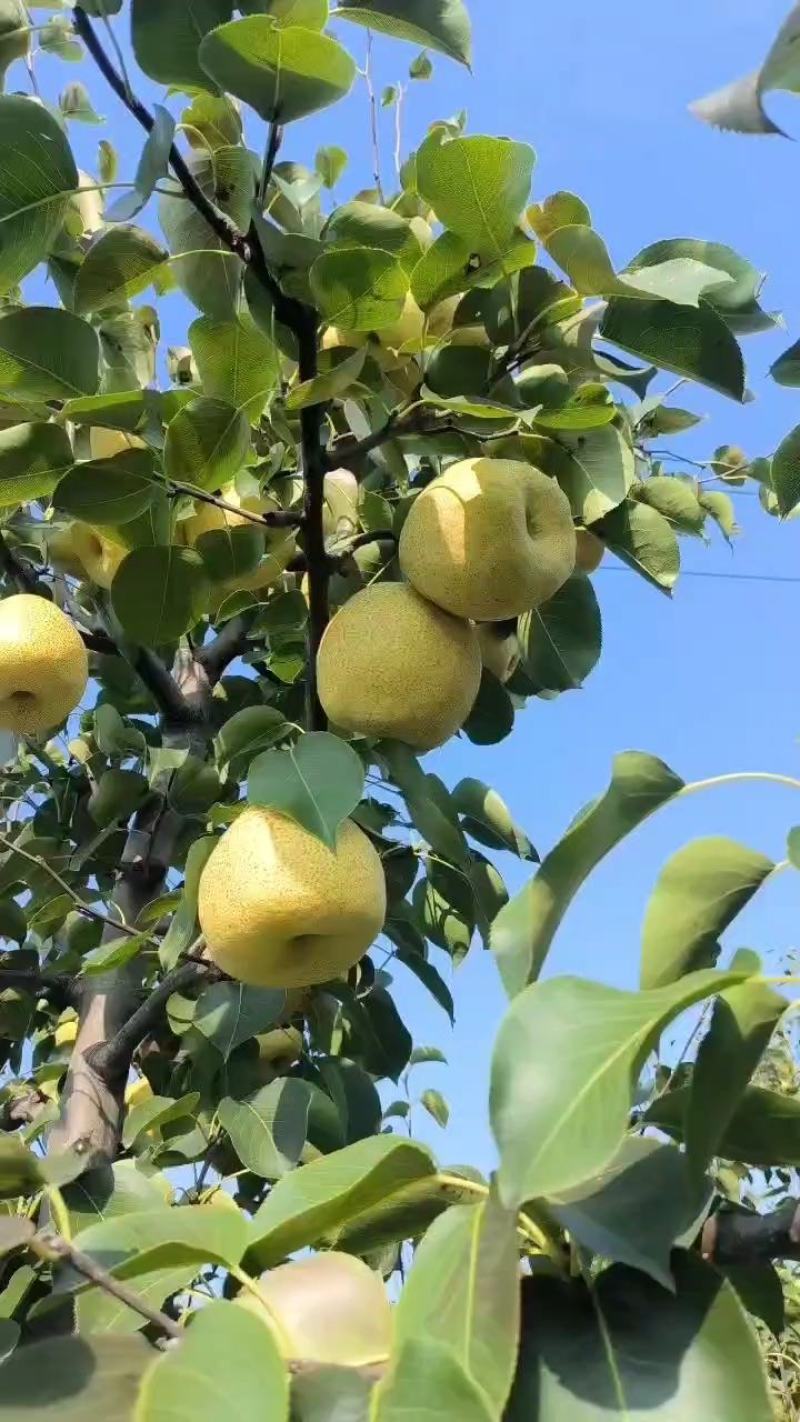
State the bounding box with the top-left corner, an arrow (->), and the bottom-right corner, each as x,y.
255,1025 -> 303,1072
0,596 -> 88,734
574,527 -> 605,574
240,1253 -> 393,1367
476,624 -> 521,683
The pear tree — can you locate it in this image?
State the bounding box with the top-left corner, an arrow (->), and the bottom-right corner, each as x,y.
0,3 -> 799,1419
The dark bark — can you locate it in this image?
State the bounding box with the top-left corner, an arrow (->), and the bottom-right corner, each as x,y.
701,1202 -> 800,1266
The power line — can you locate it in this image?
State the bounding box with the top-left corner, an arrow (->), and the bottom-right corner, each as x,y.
597,565 -> 800,586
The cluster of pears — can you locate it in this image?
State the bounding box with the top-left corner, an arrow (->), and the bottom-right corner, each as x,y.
317,456 -> 578,752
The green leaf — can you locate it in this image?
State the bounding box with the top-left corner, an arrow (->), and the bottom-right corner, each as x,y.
131,0 -> 232,89
325,201 -> 423,273
690,6 -> 800,137
73,1203 -> 247,1277
461,670 -> 515,746
506,1253 -> 772,1422
0,1 -> 27,92
111,545 -> 209,644
190,314 -> 280,420
648,1085 -> 800,1167
159,147 -> 253,320
770,423 -> 800,516
316,144 -> 348,188
374,1339 -> 493,1422
218,1077 -> 310,1179
640,837 -> 775,990
410,49 -> 433,80
291,1366 -> 374,1422
0,308 -> 99,401
601,297 -> 746,401
334,0 -> 471,66
199,16 -> 356,123
394,1193 -> 519,1415
88,768 -> 149,827
122,1093 -> 201,1150
412,228 -> 535,310
73,226 -> 167,316
490,966 -> 747,1205
286,347 -> 367,410
685,955 -> 786,1176
81,932 -> 150,974
0,898 -> 25,944
196,526 -> 264,584
593,501 -> 680,594
416,134 -> 534,255
137,1299 -> 289,1422
0,97 -> 77,296
248,731 -> 365,850
160,835 -> 216,970
627,238 -> 775,335
165,398 -> 250,493
451,778 -> 536,860
55,449 -> 156,525
634,474 -> 707,536
194,981 -> 286,1059
554,424 -> 635,523
262,0 -> 329,28
528,191 -> 591,241
60,81 -> 103,126
0,1335 -> 152,1420
771,337 -> 800,387
93,703 -> 146,758
107,105 -> 175,223
491,752 -> 684,995
547,1137 -> 709,1288
420,1088 -> 449,1128
724,1263 -> 785,1337
546,226 -> 733,307
0,423 -> 73,508
0,1135 -> 42,1198
518,573 -> 602,696
248,1135 -> 435,1268
215,706 -> 289,768
0,1320 -> 17,1364
311,247 -> 408,332
789,825 -> 800,869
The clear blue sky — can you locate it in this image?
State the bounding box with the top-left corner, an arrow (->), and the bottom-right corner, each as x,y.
27,1 -> 800,1170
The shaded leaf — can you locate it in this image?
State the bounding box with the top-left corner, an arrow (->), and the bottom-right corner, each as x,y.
218,1078 -> 310,1179
122,1093 -> 201,1150
165,399 -> 250,494
194,982 -> 286,1059
594,500 -> 680,594
248,732 -> 365,850
770,422 -> 800,516
373,1339 -> 493,1422
73,226 -> 167,315
159,836 -> 215,970
131,0 -> 233,90
518,573 -> 602,696
555,424 -> 635,523
190,314 -> 280,420
601,297 -> 745,401
111,546 -> 209,644
648,1085 -> 800,1167
0,1335 -> 152,1419
0,97 -> 77,297
0,308 -> 99,401
335,0 -> 472,66
55,449 -> 155,526
452,778 -> 536,861
311,247 -> 407,332
106,105 -> 175,224
287,347 -> 367,410
0,423 -> 72,508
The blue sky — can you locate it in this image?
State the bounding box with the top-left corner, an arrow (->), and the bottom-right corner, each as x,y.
24,2 -> 800,1170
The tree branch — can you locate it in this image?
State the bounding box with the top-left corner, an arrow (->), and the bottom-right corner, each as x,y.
701,1202 -> 800,1266
298,320 -> 330,732
195,613 -> 254,683
258,117 -> 283,209
87,957 -> 217,1085
32,1229 -> 182,1341
166,477 -> 303,533
0,832 -> 157,944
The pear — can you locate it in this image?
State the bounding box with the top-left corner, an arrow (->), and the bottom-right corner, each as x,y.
255,1024 -> 303,1072
323,468 -> 359,541
198,808 -> 386,989
54,1015 -> 78,1049
575,527 -> 605,573
89,427 -> 146,461
476,624 -> 521,683
125,1076 -> 153,1109
399,457 -> 576,621
240,1253 -> 393,1367
317,581 -> 481,751
0,595 -> 88,734
70,524 -> 127,589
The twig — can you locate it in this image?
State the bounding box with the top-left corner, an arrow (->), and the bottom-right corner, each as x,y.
0,832 -> 154,943
88,957 -> 218,1082
297,329 -> 330,732
195,613 -> 255,683
258,117 -> 283,211
701,1202 -> 800,1266
0,965 -> 73,1006
341,529 -> 398,556
364,32 -> 384,201
325,409 -> 467,468
165,477 -> 302,532
394,83 -> 405,183
32,1230 -> 182,1341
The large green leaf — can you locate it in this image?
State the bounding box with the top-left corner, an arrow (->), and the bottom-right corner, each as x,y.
73,226 -> 167,316
547,1136 -> 710,1288
554,424 -> 635,523
518,573 -> 602,697
451,778 -> 536,860
648,1085 -> 800,1167
394,1193 -> 520,1415
122,1093 -> 201,1150
248,732 -> 365,850
691,5 -> 800,136
491,752 -> 684,996
131,0 -> 233,89
0,422 -> 72,508
593,501 -> 680,594
0,97 -> 77,295
190,315 -> 280,420
73,1204 -> 248,1277
546,225 -> 733,307
0,309 -> 99,400
164,398 -> 250,494
215,706 -> 290,769
685,952 -> 786,1176
159,147 -> 254,320
600,297 -> 746,401
0,1335 -> 152,1420
111,545 -> 209,644
506,1253 -> 772,1421
136,1300 -> 289,1422
193,981 -> 286,1058
63,1161 -> 172,1234
218,1078 -> 310,1179
640,837 -> 775,989
373,1340 -> 493,1422
334,0 -> 472,66
325,201 -> 423,273
199,17 -> 356,123
310,247 -> 408,332
159,836 -> 216,970
247,1135 -> 435,1268
55,449 -> 156,525
490,967 -> 747,1204
769,422 -> 800,517
416,134 -> 535,256
627,238 -> 777,335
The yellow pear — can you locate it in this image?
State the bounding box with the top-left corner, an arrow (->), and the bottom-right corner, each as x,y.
374,291 -> 426,349
180,484 -> 274,544
0,596 -> 88,734
256,1024 -> 303,1071
198,808 -> 386,989
54,1016 -> 78,1049
317,582 -> 481,751
399,457 -> 576,621
89,427 -> 146,460
476,624 -> 521,683
240,1253 -> 393,1367
323,468 -> 359,541
70,524 -> 127,589
125,1076 -> 153,1109
48,524 -> 90,580
575,527 -> 605,573
428,295 -> 488,347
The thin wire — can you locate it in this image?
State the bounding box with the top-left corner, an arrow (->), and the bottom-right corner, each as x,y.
597,565 -> 800,586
